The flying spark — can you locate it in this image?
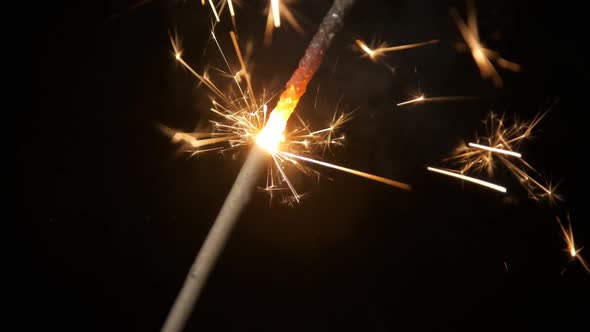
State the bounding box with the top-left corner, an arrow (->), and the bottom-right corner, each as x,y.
271,0 -> 281,27
396,94 -> 479,107
450,0 -> 521,87
208,0 -> 221,22
265,0 -> 304,46
355,38 -> 439,61
427,166 -> 507,193
397,95 -> 425,106
557,216 -> 590,273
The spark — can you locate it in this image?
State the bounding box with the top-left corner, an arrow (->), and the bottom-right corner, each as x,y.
419,96 -> 479,103
450,0 -> 521,87
557,216 -> 590,273
355,38 -> 439,61
397,95 -> 425,106
203,0 -> 241,29
208,0 -> 221,22
445,107 -> 560,202
396,94 -> 478,107
355,39 -> 374,57
271,0 -> 281,27
229,31 -> 257,109
265,0 -> 304,46
427,166 -> 507,193
281,151 -> 411,191
468,142 -> 522,158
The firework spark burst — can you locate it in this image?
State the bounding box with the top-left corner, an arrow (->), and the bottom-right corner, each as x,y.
443,108 -> 560,202
166,26 -> 408,204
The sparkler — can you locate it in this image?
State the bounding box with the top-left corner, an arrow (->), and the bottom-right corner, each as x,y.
450,0 -> 521,87
159,1 -> 578,330
162,1 -> 365,330
557,216 -> 590,273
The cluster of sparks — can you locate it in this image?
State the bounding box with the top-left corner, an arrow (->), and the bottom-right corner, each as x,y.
450,0 -> 521,87
441,109 -> 560,203
201,0 -> 302,46
169,1 -> 587,273
167,27 -> 409,205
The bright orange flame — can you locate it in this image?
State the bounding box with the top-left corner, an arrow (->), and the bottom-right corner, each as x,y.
256,84 -> 299,152
255,110 -> 287,152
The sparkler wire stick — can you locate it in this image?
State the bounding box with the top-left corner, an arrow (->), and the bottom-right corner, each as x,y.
162,147 -> 266,332
162,1 -> 356,331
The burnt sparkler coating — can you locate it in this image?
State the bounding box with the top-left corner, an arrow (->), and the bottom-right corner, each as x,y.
275,0 -> 355,117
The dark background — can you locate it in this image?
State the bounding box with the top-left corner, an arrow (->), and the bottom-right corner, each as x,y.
25,0 -> 588,330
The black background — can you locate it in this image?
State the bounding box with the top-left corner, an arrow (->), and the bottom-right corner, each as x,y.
25,0 -> 588,330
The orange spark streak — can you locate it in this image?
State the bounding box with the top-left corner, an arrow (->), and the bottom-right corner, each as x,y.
557,216 -> 590,273
397,95 -> 424,106
450,1 -> 521,87
355,39 -> 374,57
280,151 -> 411,191
397,95 -> 478,106
228,0 -> 235,17
356,39 -> 439,60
